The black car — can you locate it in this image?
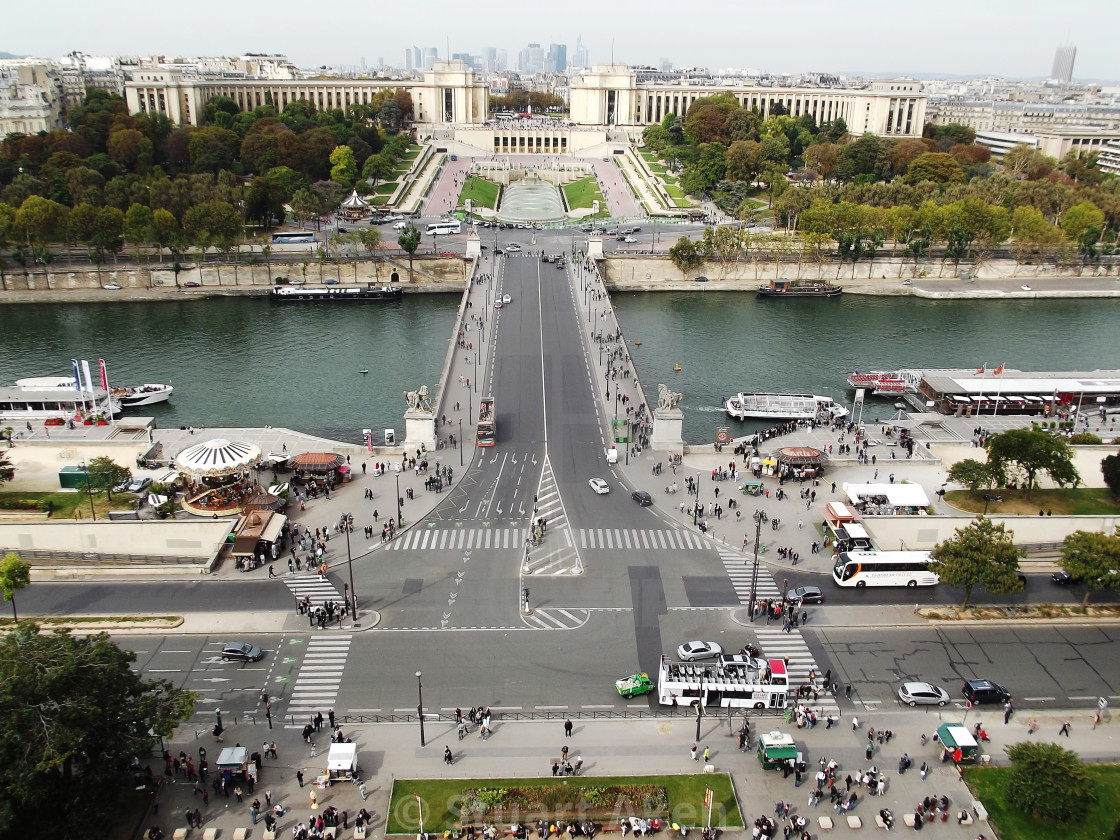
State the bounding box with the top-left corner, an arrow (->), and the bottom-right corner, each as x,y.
789,586 -> 824,604
961,678 -> 1011,704
632,491 -> 653,506
1052,571 -> 1079,585
222,642 -> 264,662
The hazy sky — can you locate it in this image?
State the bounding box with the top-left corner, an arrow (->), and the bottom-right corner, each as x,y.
8,0 -> 1119,81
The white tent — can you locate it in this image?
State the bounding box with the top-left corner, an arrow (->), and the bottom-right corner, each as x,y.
843,482 -> 930,507
327,743 -> 357,779
175,438 -> 262,477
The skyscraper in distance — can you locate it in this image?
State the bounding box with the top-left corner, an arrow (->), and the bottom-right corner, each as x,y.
1051,44 -> 1076,83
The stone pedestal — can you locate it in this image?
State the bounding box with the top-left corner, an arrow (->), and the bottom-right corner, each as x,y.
650,408 -> 684,456
402,410 -> 436,452
465,232 -> 481,259
587,234 -> 604,261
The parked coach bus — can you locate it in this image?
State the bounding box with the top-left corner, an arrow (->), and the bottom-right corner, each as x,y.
272,232 -> 316,244
832,550 -> 939,588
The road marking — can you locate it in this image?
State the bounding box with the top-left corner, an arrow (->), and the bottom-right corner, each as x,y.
581,704 -> 613,710
536,705 -> 569,710
1023,696 -> 1057,701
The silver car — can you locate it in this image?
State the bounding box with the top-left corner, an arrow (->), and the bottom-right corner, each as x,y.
898,682 -> 950,706
677,641 -> 723,661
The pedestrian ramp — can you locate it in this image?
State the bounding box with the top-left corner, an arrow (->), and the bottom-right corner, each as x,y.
718,548 -> 784,601
578,527 -> 709,551
283,572 -> 344,608
285,635 -> 353,720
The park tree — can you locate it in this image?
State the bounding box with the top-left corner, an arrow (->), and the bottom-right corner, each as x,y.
668,236 -> 705,278
804,142 -> 839,179
397,225 -> 421,283
1005,741 -> 1096,822
0,625 -> 196,837
986,427 -> 1080,499
244,175 -> 287,228
106,128 -> 153,173
14,195 -> 68,247
88,206 -> 125,265
329,145 -> 358,186
289,188 -> 320,229
931,516 -> 1023,609
123,202 -> 154,260
84,456 -> 130,500
1060,529 -> 1120,609
0,553 -> 30,620
947,458 -> 1002,493
1060,201 -> 1106,242
905,152 -> 965,185
1103,454 -> 1120,496
150,208 -> 180,263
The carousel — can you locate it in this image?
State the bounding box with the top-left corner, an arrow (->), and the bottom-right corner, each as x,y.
174,438 -> 262,516
293,452 -> 348,495
339,190 -> 371,221
775,446 -> 824,480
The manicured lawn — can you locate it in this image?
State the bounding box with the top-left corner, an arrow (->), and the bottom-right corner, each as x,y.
945,488 -> 1120,516
962,764 -> 1120,840
673,198 -> 693,208
371,196 -> 391,205
0,490 -> 138,520
460,176 -> 500,209
373,182 -> 398,195
402,147 -> 422,160
388,775 -> 742,834
664,184 -> 685,199
563,177 -> 605,210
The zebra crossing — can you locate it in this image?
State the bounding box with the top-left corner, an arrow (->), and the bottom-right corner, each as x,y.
384,526 -> 529,551
717,548 -> 840,715
579,527 -> 710,551
381,525 -> 715,555
525,456 -> 582,575
285,634 -> 353,719
283,572 -> 344,608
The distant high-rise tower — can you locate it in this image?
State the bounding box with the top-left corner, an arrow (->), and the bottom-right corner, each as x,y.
573,35 -> 589,68
1051,44 -> 1076,83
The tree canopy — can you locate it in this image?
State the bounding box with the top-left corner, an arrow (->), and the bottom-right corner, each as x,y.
1060,528 -> 1120,608
986,427 -> 1080,498
1004,741 -> 1096,822
0,553 -> 30,620
930,516 -> 1023,609
0,625 -> 195,836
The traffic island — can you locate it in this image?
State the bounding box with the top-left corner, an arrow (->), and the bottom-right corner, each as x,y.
387,775 -> 743,834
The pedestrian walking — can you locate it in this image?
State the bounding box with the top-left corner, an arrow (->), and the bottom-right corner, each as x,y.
359,782 -> 368,801
444,746 -> 454,765
690,744 -> 698,761
845,683 -> 853,699
296,770 -> 304,787
1059,719 -> 1071,736
574,755 -> 582,775
703,746 -> 711,763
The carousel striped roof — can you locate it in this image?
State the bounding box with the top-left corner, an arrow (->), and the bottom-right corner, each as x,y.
175,438 -> 262,476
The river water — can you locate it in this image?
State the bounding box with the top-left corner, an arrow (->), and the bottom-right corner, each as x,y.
611,292 -> 1120,442
1,293 -> 1116,444
0,296 -> 459,444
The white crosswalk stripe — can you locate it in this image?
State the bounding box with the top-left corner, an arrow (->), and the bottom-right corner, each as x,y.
524,456 -> 583,575
285,635 -> 353,717
578,527 -> 708,550
520,608 -> 590,630
385,527 -> 530,550
717,549 -> 840,715
283,573 -> 344,608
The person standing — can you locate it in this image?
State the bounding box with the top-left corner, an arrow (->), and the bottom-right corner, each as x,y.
1004,701 -> 1014,724
690,745 -> 698,761
561,746 -> 569,763
703,746 -> 711,763
296,770 -> 304,787
564,718 -> 573,737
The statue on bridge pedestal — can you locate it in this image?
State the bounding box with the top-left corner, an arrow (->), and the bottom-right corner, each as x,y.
657,383 -> 683,412
403,385 -> 433,413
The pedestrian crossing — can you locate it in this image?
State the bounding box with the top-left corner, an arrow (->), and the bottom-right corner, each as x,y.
579,527 -> 709,551
380,525 -> 713,554
384,526 -> 530,551
717,548 -> 840,716
525,456 -> 582,575
283,572 -> 344,608
285,634 -> 353,718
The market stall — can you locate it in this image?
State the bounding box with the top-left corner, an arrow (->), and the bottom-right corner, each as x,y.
231,509 -> 288,569
174,438 -> 262,516
842,482 -> 930,515
293,452 -> 347,494
775,446 -> 823,480
325,743 -> 359,783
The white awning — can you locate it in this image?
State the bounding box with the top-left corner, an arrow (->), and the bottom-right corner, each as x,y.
262,513 -> 287,544
327,743 -> 357,771
843,482 -> 930,507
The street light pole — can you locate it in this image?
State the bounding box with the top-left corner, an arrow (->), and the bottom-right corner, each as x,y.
341,512 -> 357,620
459,418 -> 464,467
416,671 -> 426,747
748,510 -> 763,622
395,473 -> 402,530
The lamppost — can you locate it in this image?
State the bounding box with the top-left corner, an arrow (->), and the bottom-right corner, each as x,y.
341,512 -> 356,620
395,472 -> 402,530
459,418 -> 464,467
416,671 -> 426,747
748,510 -> 764,622
693,473 -> 701,526
466,380 -> 472,420
695,669 -> 705,741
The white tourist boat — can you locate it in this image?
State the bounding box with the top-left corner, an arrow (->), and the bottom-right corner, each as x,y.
724,392 -> 849,422
1,377 -> 120,422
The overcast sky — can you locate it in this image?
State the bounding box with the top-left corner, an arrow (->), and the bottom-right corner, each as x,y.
8,0 -> 1118,82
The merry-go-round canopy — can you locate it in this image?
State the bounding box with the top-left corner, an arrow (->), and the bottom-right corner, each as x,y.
339,190 -> 369,210
175,438 -> 262,477
776,446 -> 823,465
293,452 -> 346,471
243,491 -> 285,512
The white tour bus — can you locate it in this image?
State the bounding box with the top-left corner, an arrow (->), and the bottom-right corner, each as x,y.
832,550 -> 939,588
425,220 -> 462,236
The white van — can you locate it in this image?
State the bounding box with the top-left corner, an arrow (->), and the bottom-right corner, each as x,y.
606,446 -> 619,465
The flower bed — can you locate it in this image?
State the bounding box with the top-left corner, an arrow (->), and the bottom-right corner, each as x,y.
461,784 -> 669,824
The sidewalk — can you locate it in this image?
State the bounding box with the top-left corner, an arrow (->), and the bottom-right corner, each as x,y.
149,709 -> 1120,840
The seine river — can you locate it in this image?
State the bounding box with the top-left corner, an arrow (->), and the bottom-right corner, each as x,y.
0,293 -> 1116,444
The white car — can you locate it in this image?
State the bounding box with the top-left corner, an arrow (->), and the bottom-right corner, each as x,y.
677,641 -> 723,661
588,477 -> 610,495
502,293 -> 511,304
393,221 -> 408,230
898,682 -> 951,707
505,243 -> 521,252
623,236 -> 637,243
102,283 -> 122,290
